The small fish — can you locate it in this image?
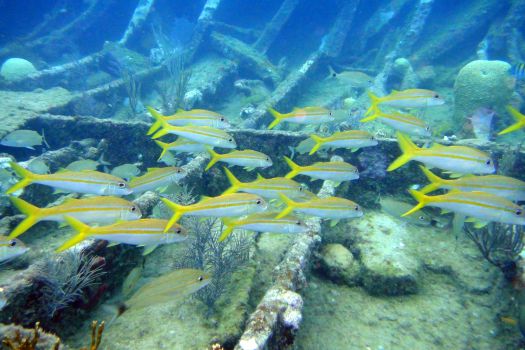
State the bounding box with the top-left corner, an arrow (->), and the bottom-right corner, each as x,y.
206,148 -> 272,171
110,163 -> 141,181
0,236 -> 29,264
161,193 -> 268,230
7,162 -> 132,196
25,158 -> 50,174
56,217 -> 187,252
65,159 -> 100,172
0,130 -> 48,150
222,167 -> 312,200
121,265 -> 143,298
152,125 -> 237,149
387,133 -> 495,174
510,63 -> 525,80
267,106 -> 334,130
327,66 -> 373,88
276,193 -> 363,221
360,105 -> 431,137
283,156 -> 359,182
309,130 -> 378,155
129,167 -> 185,193
379,197 -> 432,226
419,166 -> 525,201
498,105 -> 525,136
469,107 -> 494,141
295,138 -> 316,155
219,212 -> 308,242
367,89 -> 445,115
122,268 -> 210,312
146,106 -> 231,135
404,190 -> 525,226
8,196 -> 141,238
154,139 -> 208,160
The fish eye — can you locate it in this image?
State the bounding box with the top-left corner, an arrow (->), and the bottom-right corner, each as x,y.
485,159 -> 491,166
118,182 -> 126,188
296,220 -> 302,226
354,205 -> 359,211
266,157 -> 270,161
229,138 -> 233,142
418,216 -> 425,220
434,94 -> 440,98
517,209 -> 522,216
332,73 -> 337,78
131,206 -> 137,212
425,126 -> 430,131
329,111 -> 333,116
220,117 -> 225,122
9,240 -> 16,247
176,228 -> 181,233
299,187 -> 304,192
177,169 -> 182,173
198,275 -> 204,281
256,199 -> 262,205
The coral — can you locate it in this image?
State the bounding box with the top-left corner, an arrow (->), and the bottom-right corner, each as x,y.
1,322 -> 60,350
465,222 -> 524,281
453,60 -> 515,124
175,217 -> 251,311
79,321 -> 104,350
0,58 -> 37,82
34,251 -> 106,318
156,54 -> 192,114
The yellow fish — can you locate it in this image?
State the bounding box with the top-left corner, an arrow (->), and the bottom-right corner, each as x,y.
122,268 -> 210,312
360,105 -> 431,137
8,196 -> 141,238
498,105 -> 525,135
388,132 -> 495,174
154,139 -> 208,160
419,166 -> 525,201
161,193 -> 268,231
152,124 -> 237,149
7,162 -> 131,196
283,156 -> 359,182
367,89 -> 445,115
267,106 -> 334,129
57,217 -> 187,253
129,167 -> 186,193
309,130 -> 377,155
146,106 -> 231,135
276,193 -> 363,220
205,148 -> 272,171
404,190 -> 525,226
0,236 -> 29,264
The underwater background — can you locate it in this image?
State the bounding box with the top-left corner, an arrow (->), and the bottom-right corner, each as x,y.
0,0 -> 525,349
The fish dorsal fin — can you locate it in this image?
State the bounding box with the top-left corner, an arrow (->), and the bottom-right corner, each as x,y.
176,108 -> 185,113
391,89 -> 400,93
200,195 -> 211,201
256,173 -> 265,180
430,143 -> 447,149
146,167 -> 161,172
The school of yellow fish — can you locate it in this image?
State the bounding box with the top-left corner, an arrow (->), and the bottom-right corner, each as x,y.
2,75 -> 525,307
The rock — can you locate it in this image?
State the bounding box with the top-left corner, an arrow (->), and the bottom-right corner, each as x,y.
319,243 -> 360,286
352,212 -> 421,296
0,58 -> 37,81
453,60 -> 515,123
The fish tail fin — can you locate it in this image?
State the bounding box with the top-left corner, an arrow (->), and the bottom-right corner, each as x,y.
326,65 -> 337,80
419,166 -> 444,194
154,140 -> 169,161
360,104 -> 381,122
218,219 -> 235,242
222,167 -> 241,194
146,106 -> 167,135
205,147 -> 221,171
283,156 -> 301,179
365,91 -> 381,116
498,105 -> 525,135
309,134 -> 325,155
8,197 -> 41,238
151,127 -> 170,140
275,193 -> 297,219
267,107 -> 283,129
6,162 -> 37,194
387,132 -> 418,171
402,190 -> 429,217
161,198 -> 186,231
56,216 -> 92,252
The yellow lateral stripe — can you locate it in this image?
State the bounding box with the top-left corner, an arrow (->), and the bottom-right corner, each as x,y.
379,114 -> 425,127
419,152 -> 485,162
167,126 -> 229,140
433,197 -> 515,214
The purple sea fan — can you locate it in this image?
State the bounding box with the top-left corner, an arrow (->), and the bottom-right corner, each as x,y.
468,107 -> 495,141
358,148 -> 388,179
